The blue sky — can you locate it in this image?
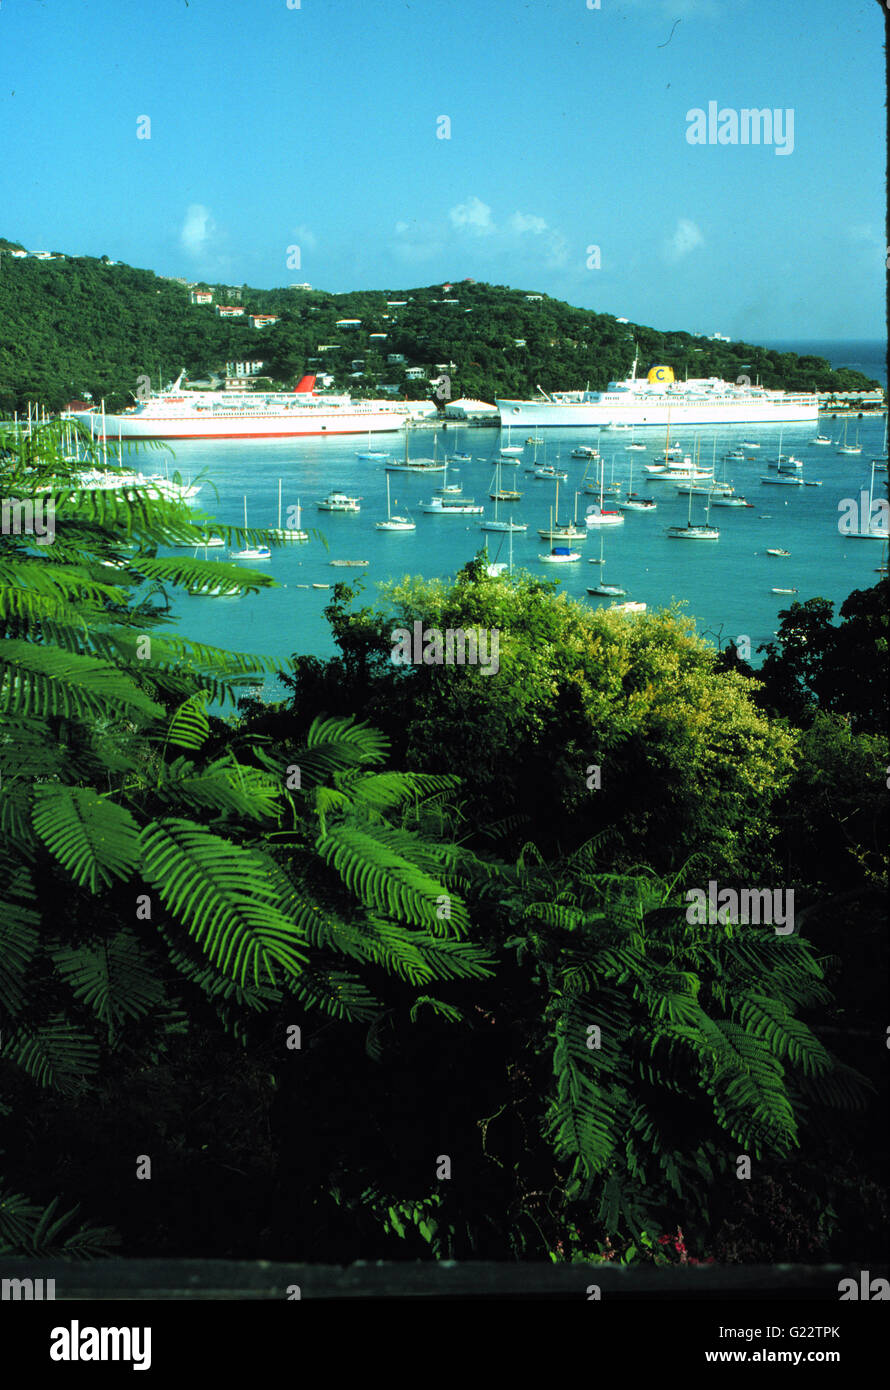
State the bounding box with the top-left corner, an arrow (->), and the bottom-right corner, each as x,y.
0,0 -> 885,339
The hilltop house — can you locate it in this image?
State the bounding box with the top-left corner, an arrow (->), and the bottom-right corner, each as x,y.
215,305 -> 245,318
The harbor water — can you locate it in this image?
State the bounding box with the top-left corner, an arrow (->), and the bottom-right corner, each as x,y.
149,410 -> 888,692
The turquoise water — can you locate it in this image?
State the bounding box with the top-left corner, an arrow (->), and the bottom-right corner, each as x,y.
155,411 -> 887,693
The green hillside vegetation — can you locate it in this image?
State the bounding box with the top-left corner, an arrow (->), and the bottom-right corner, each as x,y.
0,237 -> 880,415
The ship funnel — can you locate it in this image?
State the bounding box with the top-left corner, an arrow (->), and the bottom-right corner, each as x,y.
647,365 -> 675,384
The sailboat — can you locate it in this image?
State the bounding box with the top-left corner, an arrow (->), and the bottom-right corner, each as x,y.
584,456 -> 625,527
356,426 -> 390,461
587,528 -> 626,596
420,454 -> 483,514
376,472 -> 416,531
481,462 -> 527,532
846,461 -> 889,540
269,479 -> 308,540
538,476 -> 586,541
667,472 -> 720,540
385,429 -> 446,473
499,423 -> 524,456
618,455 -> 657,511
232,495 -> 272,559
625,424 -> 647,452
836,418 -> 862,455
539,504 -> 582,562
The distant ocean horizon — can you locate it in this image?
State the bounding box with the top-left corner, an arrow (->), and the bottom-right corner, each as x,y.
759,339 -> 887,387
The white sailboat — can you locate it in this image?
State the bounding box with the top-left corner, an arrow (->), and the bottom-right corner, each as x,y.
539,503 -> 582,562
625,424 -> 646,452
587,527 -> 626,596
499,423 -> 524,456
667,470 -> 720,540
618,455 -> 657,511
538,475 -> 586,541
585,455 -> 625,527
269,479 -> 308,540
481,461 -> 528,532
836,418 -> 862,455
376,472 -> 416,531
846,460 -> 888,540
232,495 -> 272,559
357,425 -> 389,461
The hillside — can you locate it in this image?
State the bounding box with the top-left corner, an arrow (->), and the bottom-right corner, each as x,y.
0,237 -> 880,413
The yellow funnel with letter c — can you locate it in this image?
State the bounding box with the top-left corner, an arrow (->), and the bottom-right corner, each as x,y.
648,365 -> 675,384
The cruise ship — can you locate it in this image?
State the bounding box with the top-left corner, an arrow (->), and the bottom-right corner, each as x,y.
496,360 -> 819,429
67,374 -> 410,440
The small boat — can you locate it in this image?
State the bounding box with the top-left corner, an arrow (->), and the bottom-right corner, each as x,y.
760,474 -> 804,486
482,464 -> 528,530
269,481 -> 308,541
499,426 -> 523,455
356,427 -> 389,461
845,461 -> 888,540
420,458 -> 483,513
386,432 -> 446,473
710,494 -> 753,507
724,449 -> 746,461
451,452 -> 472,461
539,545 -> 581,563
312,583 -> 331,589
810,435 -> 832,446
741,441 -> 761,449
534,464 -> 568,480
667,468 -> 719,539
585,460 -> 626,526
765,548 -> 790,556
232,495 -> 272,560
772,587 -> 798,594
836,419 -> 862,454
525,436 -> 544,445
585,503 -> 624,527
571,445 -> 599,459
376,473 -> 416,531
329,559 -> 370,567
612,601 -> 647,613
420,494 -> 484,515
317,491 -> 361,512
588,583 -> 627,596
618,493 -> 657,512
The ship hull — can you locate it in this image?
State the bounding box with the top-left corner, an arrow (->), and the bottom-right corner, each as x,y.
496,400 -> 819,428
74,410 -> 406,441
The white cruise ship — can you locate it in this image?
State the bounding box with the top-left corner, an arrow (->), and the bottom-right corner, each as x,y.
497,359 -> 819,429
67,374 -> 410,441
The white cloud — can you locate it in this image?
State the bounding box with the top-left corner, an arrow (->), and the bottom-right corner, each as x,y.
180,204 -> 215,256
664,218 -> 704,261
391,198 -> 569,269
509,212 -> 549,235
393,218 -> 444,263
292,224 -> 318,251
448,196 -> 495,234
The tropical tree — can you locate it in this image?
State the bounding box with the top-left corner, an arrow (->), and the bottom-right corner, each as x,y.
0,419 -> 492,1256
